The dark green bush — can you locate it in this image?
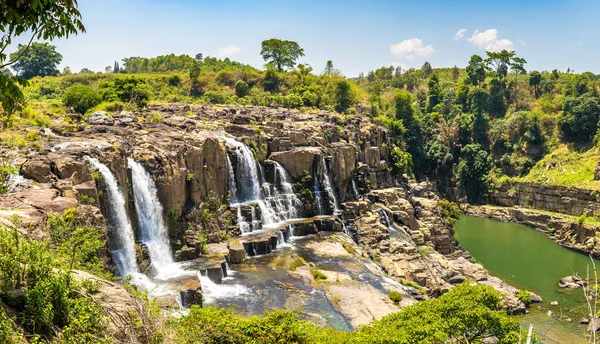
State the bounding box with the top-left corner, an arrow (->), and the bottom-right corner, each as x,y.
234,79 -> 249,98
388,290 -> 403,303
62,83 -> 102,114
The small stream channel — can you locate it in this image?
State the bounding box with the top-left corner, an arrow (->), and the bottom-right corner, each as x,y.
454,215 -> 596,343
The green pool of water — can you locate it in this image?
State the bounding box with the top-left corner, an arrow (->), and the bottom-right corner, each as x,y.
454,215 -> 596,343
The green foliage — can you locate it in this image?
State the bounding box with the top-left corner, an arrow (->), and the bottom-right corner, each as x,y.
390,147 -> 413,176
167,74 -> 181,86
516,290 -> 533,307
558,93 -> 600,143
150,113 -> 164,123
0,163 -> 17,194
437,199 -> 462,227
0,308 -> 21,344
260,38 -> 305,71
11,43 -> 62,80
0,0 -> 84,121
234,79 -> 249,98
172,283 -> 524,344
311,270 -> 328,280
455,144 -> 491,203
62,83 -> 102,114
388,290 -> 403,303
0,226 -> 108,341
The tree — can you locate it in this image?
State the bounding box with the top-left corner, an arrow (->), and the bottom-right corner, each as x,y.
421,61 -> 432,76
335,80 -> 353,113
452,65 -> 459,80
195,53 -> 203,61
455,144 -> 491,203
529,71 -> 542,98
260,38 -> 305,72
427,74 -> 442,112
485,50 -> 514,81
189,62 -> 202,97
510,56 -> 527,109
62,66 -> 72,75
104,66 -> 112,73
558,93 -> 600,144
394,66 -> 402,78
78,68 -> 93,74
62,84 -> 101,115
0,0 -> 84,116
234,80 -> 249,98
113,61 -> 120,73
323,60 -> 340,76
10,43 -> 62,79
465,55 -> 486,86
292,63 -> 312,84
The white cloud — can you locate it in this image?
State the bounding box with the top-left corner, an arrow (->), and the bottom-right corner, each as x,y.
467,29 -> 514,52
454,28 -> 467,41
389,38 -> 434,60
217,45 -> 242,57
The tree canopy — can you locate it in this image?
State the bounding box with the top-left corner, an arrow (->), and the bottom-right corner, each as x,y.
10,42 -> 62,79
260,38 -> 305,72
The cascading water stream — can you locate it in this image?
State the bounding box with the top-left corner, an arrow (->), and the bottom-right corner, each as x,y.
225,138 -> 276,231
321,157 -> 340,214
271,162 -> 302,221
351,179 -> 360,199
85,157 -> 139,277
128,159 -> 178,279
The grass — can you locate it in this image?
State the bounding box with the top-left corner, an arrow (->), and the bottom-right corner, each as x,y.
512,144 -> 600,190
289,258 -> 305,271
311,269 -> 328,281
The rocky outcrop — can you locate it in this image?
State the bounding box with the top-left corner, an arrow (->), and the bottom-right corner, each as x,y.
493,181 -> 600,217
350,187 -> 526,314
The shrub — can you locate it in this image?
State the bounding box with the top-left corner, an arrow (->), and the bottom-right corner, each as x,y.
234,79 -> 249,98
388,290 -> 403,303
0,163 -> 17,194
311,270 -> 328,280
204,90 -> 227,104
516,290 -> 532,307
62,83 -> 102,114
168,74 -> 181,86
437,199 -> 462,227
150,113 -> 164,123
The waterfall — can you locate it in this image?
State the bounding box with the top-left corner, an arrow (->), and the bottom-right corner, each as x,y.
227,156 -> 238,204
271,162 -> 302,221
351,179 -> 360,199
128,159 -> 175,278
225,138 -> 276,226
224,138 -> 261,203
313,169 -> 324,216
321,157 -> 340,214
85,157 -> 138,277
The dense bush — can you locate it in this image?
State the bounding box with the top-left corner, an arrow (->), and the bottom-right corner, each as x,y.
388,290 -> 403,303
0,225 -> 109,341
172,283 -> 524,344
62,83 -> 102,114
234,79 -> 249,98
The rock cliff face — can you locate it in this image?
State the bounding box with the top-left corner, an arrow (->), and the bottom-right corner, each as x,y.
493,181 -> 600,217
1,104 -> 395,260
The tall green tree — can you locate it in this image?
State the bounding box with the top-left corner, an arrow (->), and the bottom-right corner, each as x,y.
455,144 -> 491,203
260,38 -> 305,72
510,56 -> 527,109
465,55 -> 486,87
0,0 -> 84,117
529,71 -> 542,98
558,93 -> 600,144
485,50 -> 514,81
427,74 -> 442,112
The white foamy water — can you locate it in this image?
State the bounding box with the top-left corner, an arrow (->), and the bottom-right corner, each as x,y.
199,274 -> 249,303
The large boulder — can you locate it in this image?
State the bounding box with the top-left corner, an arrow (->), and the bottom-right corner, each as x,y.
558,275 -> 586,288
21,156 -> 53,183
88,111 -> 114,125
270,147 -> 322,180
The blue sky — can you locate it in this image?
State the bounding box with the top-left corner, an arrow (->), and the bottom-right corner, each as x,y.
13,0 -> 600,76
